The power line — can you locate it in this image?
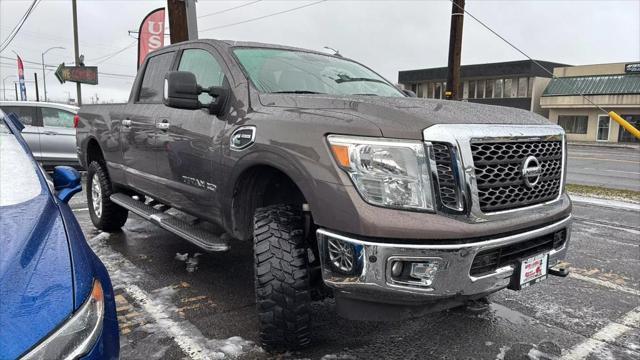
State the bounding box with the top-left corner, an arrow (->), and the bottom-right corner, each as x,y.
90,41 -> 137,64
0,0 -> 41,52
449,0 -> 609,114
199,0 -> 328,33
199,0 -> 263,19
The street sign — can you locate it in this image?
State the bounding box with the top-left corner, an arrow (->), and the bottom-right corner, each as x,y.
54,63 -> 98,85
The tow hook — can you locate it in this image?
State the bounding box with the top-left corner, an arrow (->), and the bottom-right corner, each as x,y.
549,262 -> 570,277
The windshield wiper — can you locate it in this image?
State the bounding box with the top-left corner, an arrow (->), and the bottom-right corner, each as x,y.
334,75 -> 387,85
271,90 -> 325,94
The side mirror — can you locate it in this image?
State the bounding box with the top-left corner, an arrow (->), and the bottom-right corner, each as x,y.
53,166 -> 82,203
206,86 -> 229,116
402,89 -> 417,98
163,71 -> 201,110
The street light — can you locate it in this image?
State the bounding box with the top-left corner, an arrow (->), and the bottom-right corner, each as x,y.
42,46 -> 65,102
2,75 -> 16,101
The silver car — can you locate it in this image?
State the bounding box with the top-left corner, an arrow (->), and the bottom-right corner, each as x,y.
0,101 -> 79,168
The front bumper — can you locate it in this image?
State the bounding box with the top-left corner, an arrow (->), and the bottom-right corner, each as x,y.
317,215 -> 572,306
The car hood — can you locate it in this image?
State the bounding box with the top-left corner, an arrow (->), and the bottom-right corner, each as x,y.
259,94 -> 550,139
0,192 -> 74,359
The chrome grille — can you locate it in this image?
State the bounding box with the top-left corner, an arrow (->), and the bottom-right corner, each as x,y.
431,142 -> 460,210
471,141 -> 563,212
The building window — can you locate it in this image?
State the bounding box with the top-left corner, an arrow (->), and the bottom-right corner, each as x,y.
434,83 -> 442,99
426,82 -> 434,98
485,80 -> 493,98
477,80 -> 485,99
468,81 -> 476,99
415,83 -> 423,98
517,77 -> 528,97
463,81 -> 469,98
495,79 -> 503,98
597,115 -> 610,141
504,78 -> 512,98
558,115 -> 589,134
619,115 -> 640,143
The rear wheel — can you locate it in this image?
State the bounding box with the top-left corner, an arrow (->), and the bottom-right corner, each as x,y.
253,204 -> 312,351
87,161 -> 128,232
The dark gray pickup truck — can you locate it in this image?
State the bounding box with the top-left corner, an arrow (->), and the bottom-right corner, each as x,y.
77,39 -> 572,350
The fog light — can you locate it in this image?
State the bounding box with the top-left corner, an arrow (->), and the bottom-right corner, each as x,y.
410,261 -> 439,286
391,261 -> 404,277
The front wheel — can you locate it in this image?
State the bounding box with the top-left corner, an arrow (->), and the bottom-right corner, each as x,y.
87,161 -> 128,232
253,204 -> 312,351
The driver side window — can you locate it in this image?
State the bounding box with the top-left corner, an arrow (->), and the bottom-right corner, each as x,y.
178,49 -> 226,104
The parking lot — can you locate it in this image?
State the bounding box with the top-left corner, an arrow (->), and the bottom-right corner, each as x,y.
67,191 -> 640,360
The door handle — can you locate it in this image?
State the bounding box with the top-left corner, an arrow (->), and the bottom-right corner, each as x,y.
156,120 -> 170,130
122,119 -> 132,127
42,130 -> 58,135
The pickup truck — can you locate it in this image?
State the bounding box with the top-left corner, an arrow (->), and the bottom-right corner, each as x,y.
77,39 -> 572,350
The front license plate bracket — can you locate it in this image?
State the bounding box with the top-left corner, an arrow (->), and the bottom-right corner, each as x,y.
508,253 -> 549,290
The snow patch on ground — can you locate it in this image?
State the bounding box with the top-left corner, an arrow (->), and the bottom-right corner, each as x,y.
570,195 -> 640,211
89,233 -> 262,359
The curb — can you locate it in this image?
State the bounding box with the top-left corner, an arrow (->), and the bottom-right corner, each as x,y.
568,142 -> 639,150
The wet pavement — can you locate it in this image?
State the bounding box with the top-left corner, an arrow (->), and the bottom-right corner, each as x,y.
567,145 -> 640,192
68,192 -> 640,360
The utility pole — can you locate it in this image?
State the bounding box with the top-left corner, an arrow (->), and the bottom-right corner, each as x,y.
72,0 -> 82,105
167,0 -> 198,44
445,0 -> 465,100
34,73 -> 40,101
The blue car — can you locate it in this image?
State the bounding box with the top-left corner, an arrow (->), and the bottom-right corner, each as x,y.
0,111 -> 119,359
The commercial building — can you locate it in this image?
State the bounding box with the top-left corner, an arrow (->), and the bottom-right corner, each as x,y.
397,60 -> 568,116
541,62 -> 640,143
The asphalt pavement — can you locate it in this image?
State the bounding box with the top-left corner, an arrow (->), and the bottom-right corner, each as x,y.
567,145 -> 640,192
68,192 -> 640,360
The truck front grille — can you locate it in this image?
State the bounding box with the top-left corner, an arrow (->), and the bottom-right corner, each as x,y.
431,142 -> 460,210
471,140 -> 563,212
470,229 -> 566,276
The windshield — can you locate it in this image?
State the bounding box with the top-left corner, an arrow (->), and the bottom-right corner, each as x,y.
233,48 -> 404,97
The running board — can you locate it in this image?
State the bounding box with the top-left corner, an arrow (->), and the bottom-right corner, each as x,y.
110,193 -> 229,252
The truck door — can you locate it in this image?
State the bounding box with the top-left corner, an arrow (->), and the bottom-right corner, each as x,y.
154,46 -> 229,218
121,50 -> 176,197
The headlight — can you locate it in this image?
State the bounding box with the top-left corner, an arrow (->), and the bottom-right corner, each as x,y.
328,135 -> 434,211
22,280 -> 105,360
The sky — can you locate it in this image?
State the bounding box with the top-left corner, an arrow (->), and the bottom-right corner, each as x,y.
1,0 -> 639,103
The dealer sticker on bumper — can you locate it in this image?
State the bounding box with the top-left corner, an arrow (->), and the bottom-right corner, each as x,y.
519,253 -> 548,288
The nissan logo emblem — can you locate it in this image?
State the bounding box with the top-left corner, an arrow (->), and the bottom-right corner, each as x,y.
522,156 -> 542,188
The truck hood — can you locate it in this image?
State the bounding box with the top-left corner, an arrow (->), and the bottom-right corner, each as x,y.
0,192 -> 75,359
259,94 -> 550,139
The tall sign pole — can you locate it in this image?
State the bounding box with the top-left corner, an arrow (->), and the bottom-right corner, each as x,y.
445,0 -> 465,100
167,0 -> 198,44
72,0 -> 82,105
34,73 -> 39,101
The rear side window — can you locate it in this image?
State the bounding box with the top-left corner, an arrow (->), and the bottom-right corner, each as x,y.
138,52 -> 175,103
178,49 -> 226,104
42,108 -> 75,128
0,106 -> 35,125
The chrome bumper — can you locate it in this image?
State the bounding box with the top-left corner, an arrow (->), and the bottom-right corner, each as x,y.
317,215 -> 572,305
